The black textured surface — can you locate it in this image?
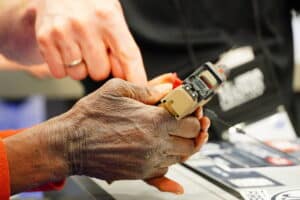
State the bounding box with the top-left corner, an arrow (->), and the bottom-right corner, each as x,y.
44,176 -> 115,200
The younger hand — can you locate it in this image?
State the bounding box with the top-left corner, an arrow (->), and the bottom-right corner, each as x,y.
33,0 -> 147,83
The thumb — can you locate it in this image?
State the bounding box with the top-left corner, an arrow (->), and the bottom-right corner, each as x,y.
125,64 -> 148,86
129,83 -> 172,105
148,73 -> 177,86
104,79 -> 173,105
146,83 -> 173,104
146,176 -> 184,195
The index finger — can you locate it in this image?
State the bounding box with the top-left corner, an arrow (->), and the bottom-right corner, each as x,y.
148,73 -> 177,86
103,12 -> 147,85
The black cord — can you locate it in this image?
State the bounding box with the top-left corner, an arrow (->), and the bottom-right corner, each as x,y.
173,0 -> 198,67
252,0 -> 270,60
204,109 -> 246,134
251,0 -> 282,94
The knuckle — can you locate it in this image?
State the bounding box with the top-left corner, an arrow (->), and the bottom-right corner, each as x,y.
50,26 -> 65,40
74,92 -> 99,114
36,32 -> 51,47
36,34 -> 47,44
69,17 -> 81,27
75,94 -> 90,107
103,78 -> 128,95
90,68 -> 110,81
95,1 -> 120,20
70,19 -> 88,37
107,78 -> 126,88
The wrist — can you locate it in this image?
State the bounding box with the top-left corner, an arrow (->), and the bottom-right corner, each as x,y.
46,109 -> 89,176
3,121 -> 69,193
38,115 -> 72,177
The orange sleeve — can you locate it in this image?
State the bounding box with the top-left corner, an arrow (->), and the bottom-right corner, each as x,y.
0,130 -> 65,200
0,130 -> 22,200
0,138 -> 10,200
0,129 -> 24,139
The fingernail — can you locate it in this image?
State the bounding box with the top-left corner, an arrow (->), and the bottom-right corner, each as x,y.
153,83 -> 173,93
205,125 -> 210,132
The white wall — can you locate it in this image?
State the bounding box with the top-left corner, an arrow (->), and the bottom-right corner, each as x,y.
292,13 -> 300,92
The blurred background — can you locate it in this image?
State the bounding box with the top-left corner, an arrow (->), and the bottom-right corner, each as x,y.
0,58 -> 84,130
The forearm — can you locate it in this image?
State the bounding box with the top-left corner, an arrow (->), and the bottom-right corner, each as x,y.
3,117 -> 69,194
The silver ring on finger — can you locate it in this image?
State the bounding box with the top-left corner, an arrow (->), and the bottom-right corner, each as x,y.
65,58 -> 83,68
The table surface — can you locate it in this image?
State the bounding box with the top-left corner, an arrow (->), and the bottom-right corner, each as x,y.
93,165 -> 239,200
10,165 -> 244,200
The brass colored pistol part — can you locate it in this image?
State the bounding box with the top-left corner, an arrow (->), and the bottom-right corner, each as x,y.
160,62 -> 227,120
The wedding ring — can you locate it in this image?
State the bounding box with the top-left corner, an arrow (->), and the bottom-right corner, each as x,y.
66,58 -> 83,68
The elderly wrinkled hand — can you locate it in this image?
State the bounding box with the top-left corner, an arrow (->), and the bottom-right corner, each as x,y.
49,79 -> 202,181
4,77 -> 210,194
